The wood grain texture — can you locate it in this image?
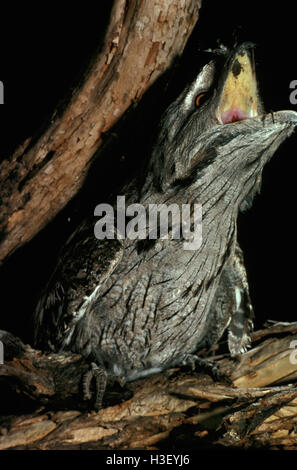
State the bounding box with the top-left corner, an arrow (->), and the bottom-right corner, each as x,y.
1,323 -> 297,449
0,0 -> 201,263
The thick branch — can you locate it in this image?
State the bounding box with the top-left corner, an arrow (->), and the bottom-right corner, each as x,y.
0,0 -> 201,263
1,325 -> 297,449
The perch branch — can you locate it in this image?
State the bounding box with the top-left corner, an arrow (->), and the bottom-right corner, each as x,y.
1,325 -> 297,449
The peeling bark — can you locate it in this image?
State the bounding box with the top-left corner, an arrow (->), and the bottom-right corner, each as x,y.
1,324 -> 297,449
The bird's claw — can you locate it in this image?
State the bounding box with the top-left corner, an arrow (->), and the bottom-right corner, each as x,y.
83,362 -> 107,410
181,354 -> 231,384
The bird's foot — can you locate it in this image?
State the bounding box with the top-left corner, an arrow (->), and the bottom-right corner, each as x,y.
83,362 -> 107,410
181,354 -> 231,384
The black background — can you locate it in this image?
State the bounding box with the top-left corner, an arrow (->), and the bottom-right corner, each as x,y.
0,1 -> 296,343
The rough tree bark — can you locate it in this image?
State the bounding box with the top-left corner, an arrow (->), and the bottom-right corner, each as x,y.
1,324 -> 297,450
0,0 -> 201,264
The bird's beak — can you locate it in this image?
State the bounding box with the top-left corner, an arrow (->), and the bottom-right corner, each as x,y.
216,50 -> 259,124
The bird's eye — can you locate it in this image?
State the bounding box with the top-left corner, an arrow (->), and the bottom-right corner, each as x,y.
195,93 -> 207,108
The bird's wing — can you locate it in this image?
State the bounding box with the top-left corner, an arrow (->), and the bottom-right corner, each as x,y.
33,219 -> 123,350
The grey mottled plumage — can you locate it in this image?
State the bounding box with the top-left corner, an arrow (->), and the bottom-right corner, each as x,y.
34,43 -> 297,408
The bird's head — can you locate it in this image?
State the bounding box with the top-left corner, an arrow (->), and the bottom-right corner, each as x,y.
152,43 -> 297,210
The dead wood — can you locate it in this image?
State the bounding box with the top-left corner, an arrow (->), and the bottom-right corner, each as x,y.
1,324 -> 297,450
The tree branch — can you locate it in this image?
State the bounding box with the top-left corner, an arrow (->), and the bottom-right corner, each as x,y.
1,326 -> 297,449
0,0 -> 201,263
